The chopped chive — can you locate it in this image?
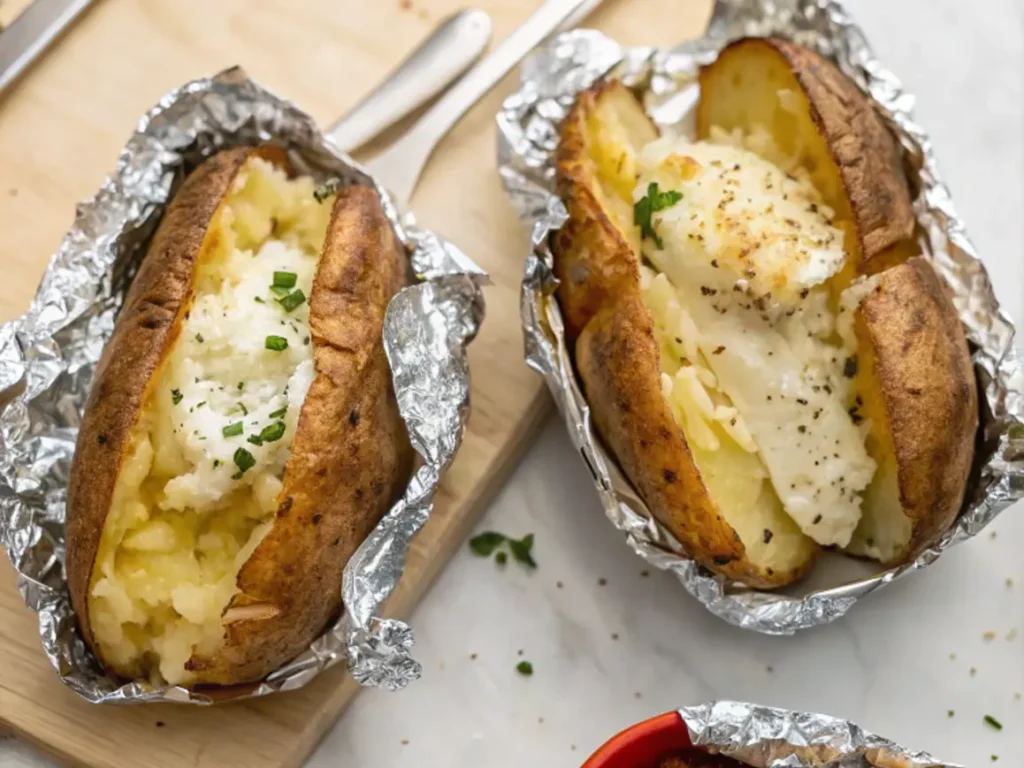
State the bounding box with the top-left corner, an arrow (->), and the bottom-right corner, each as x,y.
269,406 -> 287,419
232,447 -> 256,475
247,434 -> 263,446
231,471 -> 243,480
254,296 -> 266,304
270,285 -> 291,297
237,403 -> 248,416
222,422 -> 243,438
258,421 -> 286,443
265,335 -> 288,351
276,289 -> 306,313
984,715 -> 1003,731
196,401 -> 206,409
516,661 -> 533,676
212,459 -> 222,468
171,389 -> 183,405
273,271 -> 298,289
237,382 -> 244,391
195,333 -> 204,343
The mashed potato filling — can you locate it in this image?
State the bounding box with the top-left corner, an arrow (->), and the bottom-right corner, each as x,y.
636,129 -> 877,547
88,158 -> 333,685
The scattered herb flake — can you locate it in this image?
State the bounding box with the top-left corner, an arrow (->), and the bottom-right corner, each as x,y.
195,333 -> 204,343
495,551 -> 508,565
269,406 -> 288,419
948,710 -> 955,718
314,179 -> 342,203
270,284 -> 291,297
222,422 -> 244,438
469,531 -> 506,557
196,401 -> 206,409
232,447 -> 256,475
213,459 -> 222,468
247,435 -> 263,446
516,661 -> 533,677
277,289 -> 306,313
633,182 -> 683,249
509,533 -> 537,568
237,382 -> 244,391
265,335 -> 289,351
984,715 -> 1003,731
171,389 -> 183,405
254,296 -> 266,304
258,421 -> 286,443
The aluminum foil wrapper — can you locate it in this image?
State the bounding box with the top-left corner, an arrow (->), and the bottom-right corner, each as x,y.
678,701 -> 958,767
498,0 -> 1024,633
0,67 -> 485,703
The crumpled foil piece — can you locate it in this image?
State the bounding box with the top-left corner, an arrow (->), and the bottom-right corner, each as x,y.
498,0 -> 1024,633
0,67 -> 485,703
679,701 -> 959,767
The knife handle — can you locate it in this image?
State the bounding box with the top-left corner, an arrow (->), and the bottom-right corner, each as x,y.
326,9 -> 492,154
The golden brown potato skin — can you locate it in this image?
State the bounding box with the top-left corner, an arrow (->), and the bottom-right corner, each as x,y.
187,185 -> 412,684
576,295 -> 813,589
67,149 -> 413,685
856,257 -> 977,563
553,81 -> 648,343
697,37 -> 917,274
66,146 -> 279,660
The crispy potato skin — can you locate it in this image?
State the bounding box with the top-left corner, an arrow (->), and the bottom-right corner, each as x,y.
697,37 -> 916,274
66,146 -> 279,660
857,258 -> 977,562
189,185 -> 412,685
575,294 -> 812,589
553,81 -> 644,343
67,149 -> 413,685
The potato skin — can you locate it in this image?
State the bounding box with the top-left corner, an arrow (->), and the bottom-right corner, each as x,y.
553,81 -> 646,343
67,149 -> 413,685
856,257 -> 977,563
697,37 -> 916,274
66,146 -> 280,662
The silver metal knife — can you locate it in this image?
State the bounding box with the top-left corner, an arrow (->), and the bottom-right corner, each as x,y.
0,0 -> 96,98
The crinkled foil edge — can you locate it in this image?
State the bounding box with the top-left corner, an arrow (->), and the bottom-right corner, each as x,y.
0,67 -> 485,703
497,0 -> 1024,633
679,701 -> 961,767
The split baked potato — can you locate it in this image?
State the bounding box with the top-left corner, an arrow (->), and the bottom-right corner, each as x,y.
553,38 -> 976,587
66,146 -> 413,687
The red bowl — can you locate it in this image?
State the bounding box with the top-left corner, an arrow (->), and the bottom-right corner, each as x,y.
582,711 -> 695,768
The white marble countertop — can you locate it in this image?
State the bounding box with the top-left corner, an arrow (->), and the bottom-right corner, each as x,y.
3,0 -> 1021,765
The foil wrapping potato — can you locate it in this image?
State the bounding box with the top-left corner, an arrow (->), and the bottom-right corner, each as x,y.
678,701 -> 959,767
497,0 -> 1024,633
0,67 -> 485,702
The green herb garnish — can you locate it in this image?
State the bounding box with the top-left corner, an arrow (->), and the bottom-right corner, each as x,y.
495,551 -> 508,565
633,182 -> 682,249
314,179 -> 341,203
258,421 -> 286,443
222,422 -> 243,438
195,333 -> 204,343
516,661 -> 533,677
276,289 -> 306,313
469,531 -> 506,557
254,296 -> 266,304
171,389 -> 183,405
237,382 -> 244,391
265,335 -> 289,351
508,533 -> 537,568
237,403 -> 248,416
247,435 -> 263,446
213,459 -> 222,468
232,447 -> 256,476
273,271 -> 297,289
270,285 -> 291,297
984,715 -> 1003,731
196,401 -> 206,409
270,406 -> 287,419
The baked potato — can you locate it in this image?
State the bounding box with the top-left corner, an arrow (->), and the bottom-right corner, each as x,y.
552,39 -> 976,587
66,146 -> 413,687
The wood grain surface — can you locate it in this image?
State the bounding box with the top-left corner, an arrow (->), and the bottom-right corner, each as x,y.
0,0 -> 712,765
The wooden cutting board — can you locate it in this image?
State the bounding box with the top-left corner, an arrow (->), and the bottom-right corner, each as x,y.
0,0 -> 712,766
